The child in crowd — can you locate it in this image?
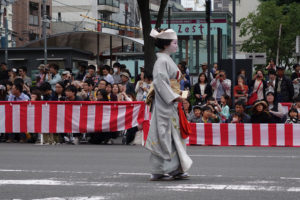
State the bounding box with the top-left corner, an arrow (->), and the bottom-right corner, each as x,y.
199,106 -> 213,123
230,112 -> 242,123
188,105 -> 202,123
285,108 -> 299,124
216,94 -> 231,123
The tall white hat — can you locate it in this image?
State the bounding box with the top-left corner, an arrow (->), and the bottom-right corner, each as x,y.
150,29 -> 177,40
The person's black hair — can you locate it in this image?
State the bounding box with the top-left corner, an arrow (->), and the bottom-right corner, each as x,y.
99,79 -> 108,86
232,112 -> 242,119
87,64 -> 96,71
202,106 -> 212,112
49,63 -> 59,71
14,78 -> 24,86
65,85 -> 77,95
84,79 -> 94,87
39,82 -> 52,92
268,69 -> 276,75
5,80 -> 13,87
207,96 -> 215,101
19,66 -> 27,73
154,38 -> 172,50
198,72 -> 208,83
235,100 -> 246,109
1,62 -> 7,66
106,82 -> 112,88
288,108 -> 298,117
113,62 -> 121,68
14,83 -> 23,93
56,81 -> 65,89
31,89 -> 42,101
96,89 -> 109,101
102,65 -> 111,71
120,64 -> 126,69
78,62 -> 87,68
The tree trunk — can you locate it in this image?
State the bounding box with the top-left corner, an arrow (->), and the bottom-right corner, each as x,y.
137,0 -> 169,79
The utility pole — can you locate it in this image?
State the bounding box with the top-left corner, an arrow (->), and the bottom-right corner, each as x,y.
276,24 -> 282,66
4,6 -> 8,64
232,0 -> 236,101
168,6 -> 171,29
42,0 -> 47,65
206,0 -> 211,80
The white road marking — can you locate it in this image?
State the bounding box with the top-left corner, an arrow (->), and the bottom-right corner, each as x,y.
161,184 -> 300,192
0,169 -> 93,174
280,177 -> 300,180
32,196 -> 108,200
189,154 -> 299,158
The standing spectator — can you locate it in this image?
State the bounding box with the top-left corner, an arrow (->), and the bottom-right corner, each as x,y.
0,62 -> 9,81
266,59 -> 276,71
193,73 -> 212,105
135,72 -> 150,101
201,62 -> 213,81
45,63 -> 62,91
291,64 -> 300,99
36,64 -> 46,87
227,100 -> 251,123
51,81 -> 66,101
233,75 -> 248,104
178,61 -> 190,90
0,84 -> 8,101
18,66 -> 32,87
61,71 -> 72,83
249,70 -> 267,102
82,79 -> 94,101
120,72 -> 135,95
8,68 -> 17,83
83,65 -> 99,85
266,91 -> 286,123
75,62 -> 87,81
210,70 -> 231,103
237,69 -> 248,85
274,65 -> 294,102
212,63 -> 219,78
266,69 -> 277,94
251,100 -> 273,123
285,108 -> 299,124
113,62 -> 122,84
102,65 -> 114,84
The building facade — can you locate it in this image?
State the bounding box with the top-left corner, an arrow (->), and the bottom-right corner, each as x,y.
0,1 -> 14,48
12,0 -> 52,47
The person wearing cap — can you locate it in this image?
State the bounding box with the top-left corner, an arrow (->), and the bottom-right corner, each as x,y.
250,100 -> 273,123
120,71 -> 134,95
145,28 -> 192,181
274,65 -> 294,102
75,62 -> 87,81
266,91 -> 286,123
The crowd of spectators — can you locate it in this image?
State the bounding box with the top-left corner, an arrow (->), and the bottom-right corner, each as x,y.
0,60 -> 300,144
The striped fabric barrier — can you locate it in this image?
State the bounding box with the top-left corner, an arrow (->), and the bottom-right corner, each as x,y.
188,123 -> 300,147
0,101 -> 150,134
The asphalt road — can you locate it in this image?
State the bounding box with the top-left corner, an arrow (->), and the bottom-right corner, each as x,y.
0,143 -> 300,200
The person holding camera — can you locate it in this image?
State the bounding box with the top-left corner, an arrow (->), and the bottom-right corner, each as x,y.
210,70 -> 231,104
45,63 -> 62,91
233,75 -> 248,104
249,70 -> 267,102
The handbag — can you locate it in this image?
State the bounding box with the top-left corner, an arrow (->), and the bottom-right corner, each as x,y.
177,102 -> 192,139
247,81 -> 263,105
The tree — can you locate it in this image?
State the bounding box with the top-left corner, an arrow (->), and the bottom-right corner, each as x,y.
239,1 -> 300,66
137,0 -> 169,78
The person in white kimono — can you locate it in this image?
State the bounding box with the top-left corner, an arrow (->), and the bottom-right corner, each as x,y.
145,29 -> 193,181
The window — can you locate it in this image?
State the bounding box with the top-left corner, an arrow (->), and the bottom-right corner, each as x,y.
98,0 -> 120,8
29,2 -> 39,26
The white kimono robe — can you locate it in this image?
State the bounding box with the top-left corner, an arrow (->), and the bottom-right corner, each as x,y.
145,52 -> 193,174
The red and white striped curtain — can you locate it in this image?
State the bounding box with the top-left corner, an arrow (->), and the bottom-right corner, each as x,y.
0,101 -> 150,134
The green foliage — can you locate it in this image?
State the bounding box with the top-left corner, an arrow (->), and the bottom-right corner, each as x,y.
239,1 -> 300,66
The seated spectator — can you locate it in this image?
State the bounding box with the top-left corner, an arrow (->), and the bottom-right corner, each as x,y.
96,89 -> 109,101
8,82 -> 30,101
83,65 -> 99,85
285,108 -> 299,124
61,70 -> 72,85
199,106 -> 213,123
266,69 -> 277,94
112,62 -> 122,84
215,94 -> 231,123
0,84 -> 8,101
274,65 -> 294,103
36,64 -> 46,87
120,72 -> 135,95
45,63 -> 62,91
182,99 -> 192,120
30,89 -> 42,101
18,66 -> 32,87
98,79 -> 108,91
51,81 -> 66,101
227,100 -> 251,123
292,96 -> 300,120
230,112 -> 242,123
111,83 -> 121,101
39,82 -> 52,101
188,105 -> 202,123
135,72 -> 150,101
101,65 -> 114,84
266,91 -> 286,123
237,69 -> 248,85
291,64 -> 300,99
249,70 -> 267,103
210,70 -> 231,103
75,62 -> 87,81
8,68 -> 17,83
206,97 -> 220,123
82,79 -> 94,101
193,73 -> 212,105
251,100 -> 273,123
106,83 -> 113,100
65,85 -> 83,101
233,75 -> 248,104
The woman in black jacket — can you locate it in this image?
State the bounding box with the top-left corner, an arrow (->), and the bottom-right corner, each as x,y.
193,73 -> 212,105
